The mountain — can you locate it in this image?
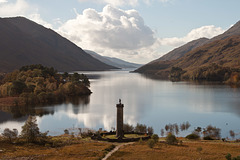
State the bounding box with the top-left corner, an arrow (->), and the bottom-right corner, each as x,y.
157,38 -> 209,61
173,35 -> 240,73
135,20 -> 240,78
85,50 -> 142,69
0,17 -> 117,73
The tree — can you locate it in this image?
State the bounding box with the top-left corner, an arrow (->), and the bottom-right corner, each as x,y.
21,116 -> 41,143
123,123 -> 134,132
174,123 -> 179,135
185,121 -> 191,130
229,130 -> 235,140
203,125 -> 221,140
147,126 -> 154,136
151,134 -> 159,143
165,124 -> 169,132
10,80 -> 27,96
2,128 -> 18,143
147,139 -> 155,148
194,127 -> 202,136
71,73 -> 80,82
134,123 -> 147,133
160,129 -> 164,137
166,133 -> 178,145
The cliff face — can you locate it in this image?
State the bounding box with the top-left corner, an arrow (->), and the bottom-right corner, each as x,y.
0,17 -> 117,73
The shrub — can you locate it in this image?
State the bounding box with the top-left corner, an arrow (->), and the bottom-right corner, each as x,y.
225,153 -> 231,160
64,129 -> 69,135
203,136 -> 214,140
147,139 -> 155,148
186,133 -> 200,140
151,134 -> 159,143
196,146 -> 202,153
2,128 -> 18,143
166,133 -> 178,145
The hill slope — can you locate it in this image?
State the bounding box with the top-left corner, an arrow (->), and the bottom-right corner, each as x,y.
158,38 -> 209,61
135,20 -> 240,78
85,50 -> 142,69
174,35 -> 240,70
0,17 -> 117,73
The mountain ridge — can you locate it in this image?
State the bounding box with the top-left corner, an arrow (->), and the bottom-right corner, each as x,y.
85,50 -> 142,69
0,17 -> 117,73
135,20 -> 240,79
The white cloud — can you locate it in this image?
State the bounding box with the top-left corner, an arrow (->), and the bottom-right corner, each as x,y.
0,0 -> 7,3
58,5 -> 226,63
77,0 -> 170,7
0,0 -> 52,29
0,0 -> 29,17
58,5 -> 157,63
160,25 -> 225,47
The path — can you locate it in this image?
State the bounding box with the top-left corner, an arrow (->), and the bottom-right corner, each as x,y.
102,142 -> 134,160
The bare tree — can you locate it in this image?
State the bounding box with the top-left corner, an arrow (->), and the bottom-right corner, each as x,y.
2,128 -> 18,143
229,130 -> 235,140
160,129 -> 164,137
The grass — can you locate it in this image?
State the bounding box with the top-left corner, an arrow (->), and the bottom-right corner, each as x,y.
0,136 -> 240,160
108,139 -> 240,160
0,136 -> 112,160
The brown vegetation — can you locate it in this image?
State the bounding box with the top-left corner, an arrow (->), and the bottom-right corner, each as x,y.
0,136 -> 112,160
1,135 -> 239,160
109,139 -> 240,160
135,20 -> 240,85
0,64 -> 91,107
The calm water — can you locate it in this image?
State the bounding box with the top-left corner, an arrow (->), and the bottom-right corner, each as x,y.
1,70 -> 240,138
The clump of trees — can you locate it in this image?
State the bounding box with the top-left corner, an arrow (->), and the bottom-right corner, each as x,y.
161,121 -> 191,137
0,64 -> 91,106
169,64 -> 240,86
123,123 -> 154,135
184,125 -> 221,140
169,67 -> 185,81
2,128 -> 18,143
1,115 -> 48,144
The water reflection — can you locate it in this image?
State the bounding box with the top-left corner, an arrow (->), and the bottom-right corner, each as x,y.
0,70 -> 240,138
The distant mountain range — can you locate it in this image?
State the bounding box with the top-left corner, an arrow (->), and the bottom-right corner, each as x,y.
0,17 -> 117,73
135,20 -> 240,79
85,50 -> 142,69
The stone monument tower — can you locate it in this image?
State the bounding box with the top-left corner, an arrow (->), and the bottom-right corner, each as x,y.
116,99 -> 124,138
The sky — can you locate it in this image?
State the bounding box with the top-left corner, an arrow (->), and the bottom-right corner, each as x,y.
0,0 -> 240,64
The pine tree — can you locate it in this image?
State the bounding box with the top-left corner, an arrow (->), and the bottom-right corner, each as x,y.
21,116 -> 40,143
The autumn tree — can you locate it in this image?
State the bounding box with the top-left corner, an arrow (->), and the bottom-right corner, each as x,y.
21,116 -> 41,143
2,128 -> 18,143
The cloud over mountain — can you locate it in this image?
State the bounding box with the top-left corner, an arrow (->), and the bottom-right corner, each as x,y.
160,25 -> 225,47
58,5 -> 157,62
0,1 -> 226,63
0,0 -> 29,17
0,0 -> 52,28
